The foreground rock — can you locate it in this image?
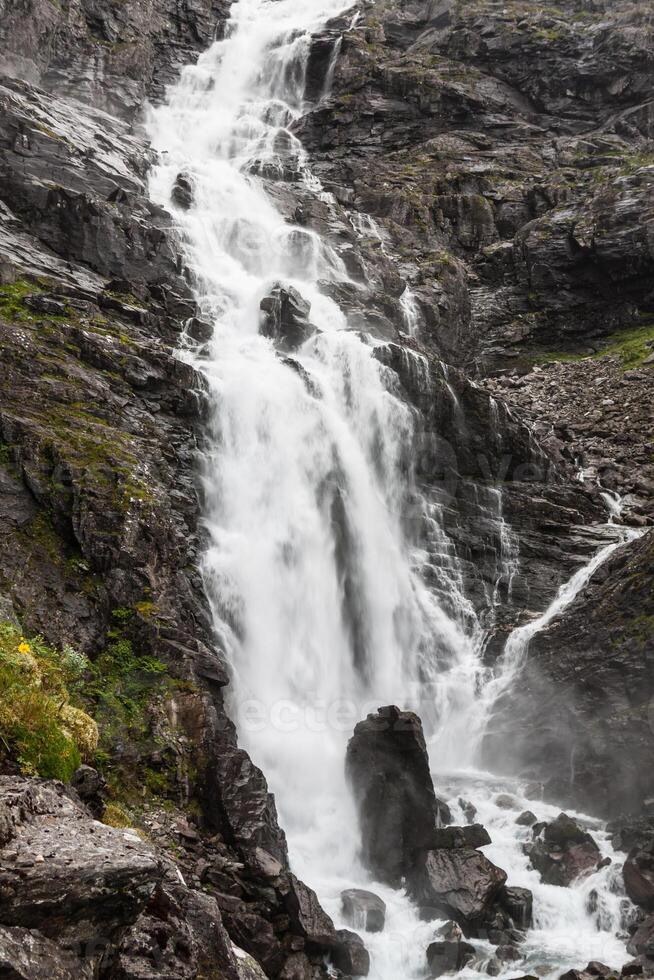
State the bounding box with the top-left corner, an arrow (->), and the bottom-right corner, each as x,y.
0,776 -> 241,979
341,889 -> 386,933
346,706 -> 444,886
525,814 -> 601,887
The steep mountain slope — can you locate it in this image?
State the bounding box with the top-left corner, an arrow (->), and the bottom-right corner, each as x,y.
0,0 -> 652,978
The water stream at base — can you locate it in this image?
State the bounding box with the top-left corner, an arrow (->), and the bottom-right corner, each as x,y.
147,2 -> 640,976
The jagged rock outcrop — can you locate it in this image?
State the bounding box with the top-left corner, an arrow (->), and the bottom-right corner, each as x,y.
345,705 -> 444,886
0,776 -> 242,979
260,284 -> 316,351
0,0 -> 231,120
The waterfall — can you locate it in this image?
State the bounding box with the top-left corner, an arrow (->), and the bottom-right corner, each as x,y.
146,1 -> 639,976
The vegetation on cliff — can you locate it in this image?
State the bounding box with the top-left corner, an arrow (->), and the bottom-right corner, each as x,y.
0,622 -> 97,781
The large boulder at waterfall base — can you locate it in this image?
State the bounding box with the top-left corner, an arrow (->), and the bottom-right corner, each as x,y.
260,284 -> 315,351
525,813 -> 601,887
346,706 -> 443,886
624,843 -> 654,911
408,846 -> 507,930
341,888 -> 386,933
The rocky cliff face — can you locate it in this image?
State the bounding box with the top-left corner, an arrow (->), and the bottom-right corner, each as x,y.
0,0 -> 653,976
296,0 -> 654,816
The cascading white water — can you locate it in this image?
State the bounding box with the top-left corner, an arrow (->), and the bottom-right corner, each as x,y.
147,2 -> 640,976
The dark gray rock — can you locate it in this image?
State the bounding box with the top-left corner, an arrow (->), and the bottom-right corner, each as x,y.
499,887 -> 533,930
525,814 -> 601,887
426,938 -> 475,977
516,811 -> 538,827
408,847 -> 507,930
332,929 -> 370,977
69,765 -> 107,819
0,926 -> 92,980
346,706 -> 443,886
483,531 -> 654,818
341,888 -> 386,933
624,843 -> 654,911
260,284 -> 315,351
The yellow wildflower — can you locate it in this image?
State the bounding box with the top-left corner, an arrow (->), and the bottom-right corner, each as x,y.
17,641 -> 31,655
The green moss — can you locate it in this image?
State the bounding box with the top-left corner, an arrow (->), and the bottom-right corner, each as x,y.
102,802 -> 133,828
532,322 -> 654,369
0,280 -> 39,322
0,622 -> 97,781
85,615 -> 168,766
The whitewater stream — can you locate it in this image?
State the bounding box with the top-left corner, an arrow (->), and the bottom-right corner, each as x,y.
147,1 -> 639,976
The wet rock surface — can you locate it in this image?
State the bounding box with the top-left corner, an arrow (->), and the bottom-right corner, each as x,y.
345,705 -> 444,886
525,813 -> 602,887
340,888 -> 386,933
409,846 -> 507,932
484,530 -> 654,816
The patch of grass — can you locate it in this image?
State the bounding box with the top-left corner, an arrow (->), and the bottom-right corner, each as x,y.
0,622 -> 97,781
0,281 -> 39,322
102,802 -> 133,828
85,614 -> 168,757
530,322 -> 654,369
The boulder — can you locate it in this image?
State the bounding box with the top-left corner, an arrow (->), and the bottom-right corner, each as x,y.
426,938 -> 475,977
171,172 -> 194,210
624,843 -> 654,910
260,284 -> 315,351
278,953 -> 313,980
116,870 -> 241,980
459,799 -> 477,824
408,847 -> 507,930
346,706 -> 442,886
284,874 -> 338,949
497,944 -> 522,962
0,777 -> 160,955
525,813 -> 601,886
0,926 -> 92,980
341,888 -> 386,933
516,811 -> 538,827
499,886 -> 533,930
69,765 -> 107,819
332,929 -> 370,977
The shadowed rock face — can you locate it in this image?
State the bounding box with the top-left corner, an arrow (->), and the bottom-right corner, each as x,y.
346,706 -> 443,886
482,529 -> 654,817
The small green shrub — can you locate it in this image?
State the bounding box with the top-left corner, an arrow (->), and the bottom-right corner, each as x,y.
0,623 -> 97,781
